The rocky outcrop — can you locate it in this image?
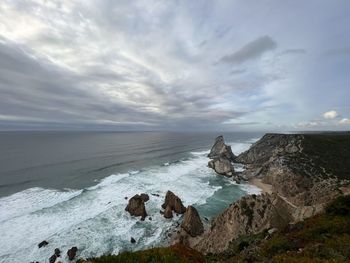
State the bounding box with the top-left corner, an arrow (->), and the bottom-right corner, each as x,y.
38,240 -> 48,248
67,247 -> 78,260
194,193 -> 294,254
208,157 -> 234,177
49,248 -> 61,263
161,191 -> 186,218
208,136 -> 237,180
237,133 -> 348,207
125,193 -> 149,220
208,135 -> 236,161
181,206 -> 204,237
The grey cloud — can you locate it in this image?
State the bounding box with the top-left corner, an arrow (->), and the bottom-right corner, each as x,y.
279,49 -> 306,55
324,47 -> 350,57
220,35 -> 277,64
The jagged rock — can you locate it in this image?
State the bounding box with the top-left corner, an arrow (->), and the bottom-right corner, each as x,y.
130,237 -> 136,244
38,240 -> 48,248
140,193 -> 149,202
194,193 -> 294,254
208,135 -> 237,161
125,194 -> 148,220
208,157 -> 234,177
181,206 -> 204,237
49,248 -> 61,263
208,136 -> 236,177
49,255 -> 57,263
164,205 -> 173,218
161,191 -> 186,215
67,247 -> 78,260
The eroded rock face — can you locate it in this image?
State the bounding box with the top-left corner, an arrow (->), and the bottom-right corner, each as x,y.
208,136 -> 236,178
125,194 -> 148,220
161,191 -> 186,216
181,206 -> 204,237
208,157 -> 234,177
208,135 -> 236,161
164,205 -> 173,218
194,193 -> 294,254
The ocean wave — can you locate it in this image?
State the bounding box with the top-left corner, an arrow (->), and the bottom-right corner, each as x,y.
0,139 -> 258,263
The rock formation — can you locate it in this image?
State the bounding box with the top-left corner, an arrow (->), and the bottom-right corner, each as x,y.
181,206 -> 204,237
208,135 -> 236,161
193,193 -> 294,253
208,135 -> 240,182
125,193 -> 149,220
67,247 -> 78,260
38,240 -> 48,248
191,133 -> 350,255
161,191 -> 186,218
49,248 -> 61,263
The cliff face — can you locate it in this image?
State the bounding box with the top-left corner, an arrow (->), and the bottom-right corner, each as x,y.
238,133 -> 349,206
192,133 -> 350,254
194,193 -> 294,253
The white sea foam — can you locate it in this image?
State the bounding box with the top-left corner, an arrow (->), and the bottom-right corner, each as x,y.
0,138 -> 258,263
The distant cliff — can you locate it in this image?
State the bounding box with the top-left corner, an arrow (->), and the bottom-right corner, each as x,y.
192,133 -> 350,254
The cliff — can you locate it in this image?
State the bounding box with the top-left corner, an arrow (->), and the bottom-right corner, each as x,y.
192,133 -> 350,254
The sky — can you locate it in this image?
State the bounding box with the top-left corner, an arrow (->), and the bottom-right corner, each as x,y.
0,0 -> 350,131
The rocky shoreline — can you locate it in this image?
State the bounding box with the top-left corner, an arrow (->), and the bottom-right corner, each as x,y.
42,133 -> 350,262
180,133 -> 350,255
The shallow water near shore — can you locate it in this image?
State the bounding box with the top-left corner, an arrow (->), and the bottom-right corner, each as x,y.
0,131 -> 261,262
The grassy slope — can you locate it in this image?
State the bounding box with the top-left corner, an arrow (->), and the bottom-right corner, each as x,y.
301,133 -> 350,180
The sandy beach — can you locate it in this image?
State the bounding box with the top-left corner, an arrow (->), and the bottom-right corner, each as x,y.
249,178 -> 273,194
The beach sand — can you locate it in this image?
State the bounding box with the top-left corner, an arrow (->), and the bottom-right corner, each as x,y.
249,178 -> 273,194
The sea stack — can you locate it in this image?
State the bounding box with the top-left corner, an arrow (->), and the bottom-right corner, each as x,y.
161,191 -> 186,218
208,135 -> 238,181
125,193 -> 149,220
181,206 -> 204,237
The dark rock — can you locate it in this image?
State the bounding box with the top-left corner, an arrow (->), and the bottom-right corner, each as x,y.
38,240 -> 48,248
149,217 -> 152,220
130,237 -> 136,244
54,248 -> 61,257
49,254 -> 57,263
151,193 -> 160,197
124,197 -> 128,200
181,206 -> 204,237
164,205 -> 173,218
161,191 -> 186,215
125,194 -> 148,220
67,247 -> 78,260
140,193 -> 149,202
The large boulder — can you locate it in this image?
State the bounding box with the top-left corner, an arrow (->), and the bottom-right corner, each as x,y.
181,206 -> 204,237
162,191 -> 186,215
208,157 -> 234,177
67,247 -> 78,260
125,194 -> 148,220
208,135 -> 236,161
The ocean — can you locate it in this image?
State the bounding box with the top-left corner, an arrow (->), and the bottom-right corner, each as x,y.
0,131 -> 262,262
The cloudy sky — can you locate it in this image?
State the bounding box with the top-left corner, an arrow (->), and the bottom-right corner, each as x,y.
0,0 -> 350,131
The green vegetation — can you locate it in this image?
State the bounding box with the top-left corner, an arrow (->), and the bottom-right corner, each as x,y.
301,133 -> 350,180
76,244 -> 204,263
77,195 -> 350,263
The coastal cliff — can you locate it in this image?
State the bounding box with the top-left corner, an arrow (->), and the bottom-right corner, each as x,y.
76,133 -> 350,262
192,133 -> 350,254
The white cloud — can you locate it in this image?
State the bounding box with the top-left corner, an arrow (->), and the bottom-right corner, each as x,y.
323,110 -> 338,119
339,118 -> 350,125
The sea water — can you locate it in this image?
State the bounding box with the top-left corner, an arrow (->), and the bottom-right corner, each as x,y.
0,131 -> 262,262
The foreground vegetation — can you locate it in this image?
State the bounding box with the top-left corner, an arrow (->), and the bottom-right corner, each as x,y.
78,195 -> 350,263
